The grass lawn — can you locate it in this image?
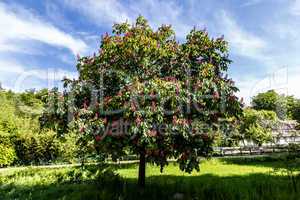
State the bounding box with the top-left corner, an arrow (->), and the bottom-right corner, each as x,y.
0,157 -> 299,200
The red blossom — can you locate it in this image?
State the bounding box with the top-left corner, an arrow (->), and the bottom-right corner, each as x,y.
125,32 -> 132,37
103,117 -> 108,124
95,135 -> 102,142
106,130 -> 112,136
147,129 -> 157,137
172,116 -> 177,125
185,79 -> 189,86
213,91 -> 220,99
150,91 -> 156,98
112,120 -> 118,127
151,101 -> 156,111
83,98 -> 89,109
165,76 -> 177,82
104,96 -> 112,104
131,101 -> 137,111
80,127 -> 85,133
135,117 -> 142,126
117,91 -> 122,96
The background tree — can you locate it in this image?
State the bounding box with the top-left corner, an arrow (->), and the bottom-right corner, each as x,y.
239,109 -> 277,147
286,95 -> 297,119
251,90 -> 287,119
41,16 -> 242,187
291,100 -> 300,123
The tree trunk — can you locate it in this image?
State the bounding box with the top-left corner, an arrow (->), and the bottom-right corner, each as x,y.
138,151 -> 146,188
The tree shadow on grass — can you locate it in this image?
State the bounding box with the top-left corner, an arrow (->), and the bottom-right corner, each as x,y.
1,172 -> 299,200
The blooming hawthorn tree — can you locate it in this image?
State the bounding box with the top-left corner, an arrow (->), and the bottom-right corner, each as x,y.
41,16 -> 242,187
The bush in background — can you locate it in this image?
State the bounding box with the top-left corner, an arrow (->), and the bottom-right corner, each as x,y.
0,132 -> 16,167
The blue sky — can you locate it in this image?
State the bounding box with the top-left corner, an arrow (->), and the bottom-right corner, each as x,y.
0,0 -> 300,104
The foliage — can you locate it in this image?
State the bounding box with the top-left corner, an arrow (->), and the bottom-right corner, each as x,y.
251,90 -> 288,119
0,132 -> 16,167
291,99 -> 300,123
0,90 -> 79,165
239,109 -> 277,146
41,16 -> 242,178
39,88 -> 70,136
12,131 -> 61,165
251,90 -> 300,122
0,144 -> 16,167
58,132 -> 81,163
0,90 -> 41,133
214,117 -> 241,147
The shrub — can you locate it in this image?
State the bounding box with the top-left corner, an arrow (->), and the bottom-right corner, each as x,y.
0,144 -> 16,167
56,132 -> 80,163
0,133 -> 16,167
239,109 -> 277,146
13,131 -> 61,165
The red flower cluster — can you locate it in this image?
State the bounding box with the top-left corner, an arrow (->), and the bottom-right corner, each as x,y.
172,116 -> 177,125
147,129 -> 157,137
131,101 -> 138,111
135,116 -> 142,126
80,127 -> 85,133
213,91 -> 220,100
151,101 -> 156,111
95,135 -> 102,142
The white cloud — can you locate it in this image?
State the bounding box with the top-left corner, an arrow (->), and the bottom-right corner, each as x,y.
64,0 -> 132,25
217,11 -> 268,61
129,0 -> 193,38
290,0 -> 300,15
234,66 -> 300,105
0,60 -> 77,91
241,0 -> 263,7
0,2 -> 87,55
64,0 -> 194,38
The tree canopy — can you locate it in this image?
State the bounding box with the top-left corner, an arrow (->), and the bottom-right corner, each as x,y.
251,90 -> 300,121
41,16 -> 242,186
239,109 -> 277,146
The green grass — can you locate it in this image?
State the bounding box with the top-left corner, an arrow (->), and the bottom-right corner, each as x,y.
117,159 -> 275,178
0,157 -> 299,200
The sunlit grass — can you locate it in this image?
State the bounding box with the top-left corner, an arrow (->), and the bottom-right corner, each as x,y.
117,159 -> 275,178
0,157 -> 299,200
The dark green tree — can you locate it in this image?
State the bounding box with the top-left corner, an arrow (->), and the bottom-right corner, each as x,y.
291,100 -> 300,123
252,90 -> 287,119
